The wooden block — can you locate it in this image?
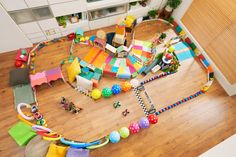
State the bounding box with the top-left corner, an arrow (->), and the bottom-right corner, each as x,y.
207,66 -> 214,73
93,72 -> 101,80
76,75 -> 93,91
91,79 -> 99,88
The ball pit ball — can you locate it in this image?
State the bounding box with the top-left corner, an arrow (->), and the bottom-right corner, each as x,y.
119,127 -> 130,138
111,84 -> 122,95
91,89 -> 102,100
165,53 -> 173,60
130,79 -> 140,88
129,122 -> 140,134
138,117 -> 150,129
102,87 -> 112,98
109,131 -> 120,143
168,46 -> 175,53
121,81 -> 132,92
15,60 -> 23,67
148,114 -> 158,124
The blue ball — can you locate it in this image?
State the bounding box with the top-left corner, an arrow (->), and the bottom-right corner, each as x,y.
111,84 -> 122,95
109,131 -> 120,143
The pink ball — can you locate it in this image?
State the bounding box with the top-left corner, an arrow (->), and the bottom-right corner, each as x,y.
129,122 -> 140,134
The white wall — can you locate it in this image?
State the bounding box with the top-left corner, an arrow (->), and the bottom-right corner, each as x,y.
149,0 -> 168,10
0,4 -> 32,53
172,0 -> 193,19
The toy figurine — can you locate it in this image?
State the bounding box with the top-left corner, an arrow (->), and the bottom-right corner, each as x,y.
60,97 -> 82,114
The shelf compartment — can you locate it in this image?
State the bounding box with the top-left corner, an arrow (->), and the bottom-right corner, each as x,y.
32,6 -> 53,20
88,4 -> 127,21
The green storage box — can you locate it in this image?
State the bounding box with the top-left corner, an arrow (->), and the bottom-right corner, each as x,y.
8,122 -> 36,146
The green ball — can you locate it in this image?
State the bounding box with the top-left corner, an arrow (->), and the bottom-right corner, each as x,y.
119,127 -> 130,138
102,87 -> 112,98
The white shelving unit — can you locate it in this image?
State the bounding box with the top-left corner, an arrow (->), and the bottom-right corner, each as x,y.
0,0 -> 155,43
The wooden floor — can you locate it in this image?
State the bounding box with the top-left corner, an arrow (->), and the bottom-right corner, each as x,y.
0,21 -> 236,157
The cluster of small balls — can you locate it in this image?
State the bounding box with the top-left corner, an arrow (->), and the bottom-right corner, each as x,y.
91,81 -> 132,100
109,115 -> 158,143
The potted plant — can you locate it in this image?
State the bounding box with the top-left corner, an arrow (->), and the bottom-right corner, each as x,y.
56,16 -> 67,28
159,33 -> 167,40
148,9 -> 157,19
139,0 -> 148,7
159,0 -> 182,20
129,1 -> 137,6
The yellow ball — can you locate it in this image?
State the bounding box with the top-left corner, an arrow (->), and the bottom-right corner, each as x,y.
91,89 -> 102,100
168,46 -> 175,53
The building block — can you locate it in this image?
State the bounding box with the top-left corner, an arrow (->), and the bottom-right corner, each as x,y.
81,67 -> 90,74
189,43 -> 197,50
118,67 -> 125,74
202,59 -> 210,67
92,51 -> 108,68
109,58 -> 117,66
92,72 -> 101,80
119,59 -> 126,67
209,72 -> 214,79
91,79 -> 99,88
112,66 -> 119,73
94,68 -> 103,74
126,58 -> 133,67
143,41 -> 152,48
175,26 -> 182,33
197,54 -> 205,61
133,45 -> 143,50
76,75 -> 93,91
115,26 -> 126,35
129,65 -> 136,74
83,47 -> 100,63
87,64 -> 96,72
105,55 -> 113,64
179,30 -> 186,36
172,21 -> 178,28
138,66 -> 146,74
143,46 -> 152,53
80,60 -> 88,68
103,65 -> 116,77
16,48 -> 31,62
132,49 -> 142,56
207,66 -> 214,73
194,48 -> 201,56
185,37 -> 192,44
133,62 -> 142,71
117,73 -> 131,79
79,71 -> 94,80
8,122 -> 36,146
128,55 -> 137,64
131,72 -> 138,78
114,58 -> 121,67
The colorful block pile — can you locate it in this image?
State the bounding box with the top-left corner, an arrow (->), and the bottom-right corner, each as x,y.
78,58 -> 102,89
130,40 -> 154,63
